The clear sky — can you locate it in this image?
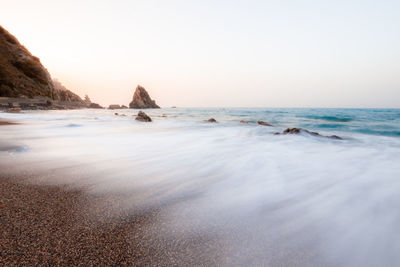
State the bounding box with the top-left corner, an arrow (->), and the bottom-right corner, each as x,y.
1,0 -> 399,107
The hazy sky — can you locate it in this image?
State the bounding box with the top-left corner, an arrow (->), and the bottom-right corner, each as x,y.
1,0 -> 399,107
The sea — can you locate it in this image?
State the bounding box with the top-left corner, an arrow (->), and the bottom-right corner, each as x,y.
1,107 -> 400,266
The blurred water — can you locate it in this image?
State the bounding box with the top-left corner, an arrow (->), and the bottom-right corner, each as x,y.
1,108 -> 400,266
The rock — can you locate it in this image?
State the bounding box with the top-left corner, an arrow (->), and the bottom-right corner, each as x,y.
171,106 -> 177,108
89,103 -> 103,109
121,105 -> 128,109
135,111 -> 152,122
52,79 -> 86,105
240,120 -> 249,124
129,85 -> 160,109
109,104 -> 121,109
328,135 -> 343,140
205,118 -> 217,123
283,128 -> 302,134
0,26 -> 55,98
84,95 -> 91,105
258,121 -> 272,126
276,128 -> 342,140
0,26 -> 86,108
114,112 -> 118,116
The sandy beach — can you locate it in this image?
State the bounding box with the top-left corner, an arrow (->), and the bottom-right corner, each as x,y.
0,175 -> 227,266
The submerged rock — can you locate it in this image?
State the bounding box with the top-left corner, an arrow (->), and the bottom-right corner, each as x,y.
240,120 -> 249,124
129,85 -> 160,109
205,118 -> 217,123
135,111 -> 152,122
276,128 -> 342,140
258,121 -> 272,126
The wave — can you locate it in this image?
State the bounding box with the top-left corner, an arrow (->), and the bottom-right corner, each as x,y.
304,115 -> 353,122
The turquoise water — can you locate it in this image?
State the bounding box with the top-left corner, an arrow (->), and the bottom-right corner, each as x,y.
161,107 -> 400,137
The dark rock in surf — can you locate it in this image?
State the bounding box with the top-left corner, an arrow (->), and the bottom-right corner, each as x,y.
327,135 -> 342,140
205,118 -> 217,123
135,111 -> 152,122
258,121 -> 272,126
276,128 -> 342,140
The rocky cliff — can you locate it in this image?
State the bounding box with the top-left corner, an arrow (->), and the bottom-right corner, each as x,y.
0,26 -> 56,98
129,85 -> 160,109
0,25 -> 87,108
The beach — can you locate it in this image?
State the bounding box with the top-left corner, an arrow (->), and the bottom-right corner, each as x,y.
0,175 -> 229,266
1,108 -> 400,266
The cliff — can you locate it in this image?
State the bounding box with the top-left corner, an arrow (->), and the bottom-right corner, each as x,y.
0,25 -> 87,109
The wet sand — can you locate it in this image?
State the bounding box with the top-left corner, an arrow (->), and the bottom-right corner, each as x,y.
0,175 -> 226,266
0,118 -> 18,125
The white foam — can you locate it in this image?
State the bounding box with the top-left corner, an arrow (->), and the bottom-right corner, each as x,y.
1,109 -> 400,266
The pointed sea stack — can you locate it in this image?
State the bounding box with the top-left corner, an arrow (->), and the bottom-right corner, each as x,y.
129,85 -> 160,109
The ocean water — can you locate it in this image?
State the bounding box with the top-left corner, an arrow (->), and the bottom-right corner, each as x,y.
1,107 -> 400,266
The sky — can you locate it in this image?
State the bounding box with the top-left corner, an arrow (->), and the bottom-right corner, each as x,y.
1,0 -> 400,108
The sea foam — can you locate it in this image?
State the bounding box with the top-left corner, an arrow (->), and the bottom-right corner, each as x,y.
1,108 -> 400,266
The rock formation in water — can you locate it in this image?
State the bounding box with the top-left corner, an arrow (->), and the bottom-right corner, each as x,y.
135,111 -> 152,122
258,121 -> 272,126
88,103 -> 103,109
129,85 -> 160,109
0,25 -> 87,109
109,104 -> 121,110
275,128 -> 342,140
204,118 -> 217,123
